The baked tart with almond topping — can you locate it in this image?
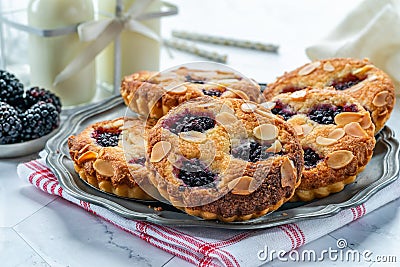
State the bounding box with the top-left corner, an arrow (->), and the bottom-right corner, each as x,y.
263,58 -> 395,133
68,117 -> 154,200
120,67 -> 262,119
264,89 -> 376,201
146,96 -> 303,222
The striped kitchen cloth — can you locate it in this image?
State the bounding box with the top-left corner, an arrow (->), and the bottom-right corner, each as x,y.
17,157 -> 400,267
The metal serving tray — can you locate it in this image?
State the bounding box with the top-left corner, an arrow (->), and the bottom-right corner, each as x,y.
46,95 -> 400,229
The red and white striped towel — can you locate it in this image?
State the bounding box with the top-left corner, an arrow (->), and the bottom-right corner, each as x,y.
17,158 -> 400,267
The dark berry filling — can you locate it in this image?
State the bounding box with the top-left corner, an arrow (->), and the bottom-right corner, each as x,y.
92,129 -> 121,147
308,104 -> 358,125
166,113 -> 215,135
128,157 -> 146,166
202,89 -> 223,97
175,158 -> 216,187
303,147 -> 322,169
281,86 -> 305,93
185,75 -> 205,84
271,100 -> 296,120
329,74 -> 365,91
232,141 -> 276,162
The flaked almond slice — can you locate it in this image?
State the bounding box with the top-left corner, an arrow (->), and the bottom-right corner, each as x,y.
93,159 -> 114,177
255,109 -> 274,118
298,61 -> 321,76
198,101 -> 215,108
122,120 -> 136,129
260,101 -> 276,109
360,114 -> 372,129
347,82 -> 364,92
78,144 -> 90,154
168,85 -> 188,94
334,112 -> 363,126
228,176 -> 256,195
290,90 -> 307,100
150,141 -> 171,162
326,150 -> 354,169
253,124 -> 278,140
372,91 -> 389,107
323,62 -> 335,72
216,112 -> 237,125
293,125 -> 304,136
220,103 -> 234,114
317,136 -> 337,146
77,151 -> 98,164
344,122 -> 367,137
217,78 -> 240,85
266,140 -> 282,153
280,158 -> 296,188
220,90 -> 237,98
328,128 -> 345,140
128,134 -> 145,146
241,102 -> 257,113
230,89 -> 250,100
367,75 -> 378,82
352,65 -> 373,75
302,124 -> 313,135
378,110 -> 388,117
179,131 -> 206,143
112,119 -> 124,128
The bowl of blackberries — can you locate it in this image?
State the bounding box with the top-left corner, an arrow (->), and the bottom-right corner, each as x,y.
0,70 -> 62,158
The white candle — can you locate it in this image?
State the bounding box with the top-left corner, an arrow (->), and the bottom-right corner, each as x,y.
28,0 -> 96,107
96,0 -> 161,89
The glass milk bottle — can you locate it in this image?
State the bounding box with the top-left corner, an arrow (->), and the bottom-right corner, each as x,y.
96,0 -> 161,90
28,0 -> 96,107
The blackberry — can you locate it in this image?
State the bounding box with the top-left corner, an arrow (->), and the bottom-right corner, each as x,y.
271,100 -> 296,120
169,114 -> 215,135
176,159 -> 216,187
92,129 -> 121,147
25,87 -> 62,112
330,74 -> 363,91
232,141 -> 274,162
303,147 -> 322,169
342,104 -> 358,112
0,102 -> 22,144
128,157 -> 146,165
281,86 -> 304,93
308,104 -> 346,125
202,89 -> 222,97
20,102 -> 60,141
185,75 -> 205,84
0,70 -> 24,108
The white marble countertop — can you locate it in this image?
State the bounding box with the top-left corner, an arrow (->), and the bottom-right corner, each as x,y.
1,0 -> 400,266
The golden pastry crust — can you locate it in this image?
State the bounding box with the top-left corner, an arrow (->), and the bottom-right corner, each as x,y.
68,117 -> 153,200
146,96 -> 303,222
266,89 -> 376,201
120,67 -> 262,119
263,58 -> 395,133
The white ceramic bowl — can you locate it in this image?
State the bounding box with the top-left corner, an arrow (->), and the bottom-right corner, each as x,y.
0,129 -> 58,158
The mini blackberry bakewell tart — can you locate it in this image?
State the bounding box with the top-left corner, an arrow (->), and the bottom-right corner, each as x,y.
265,89 -> 376,202
263,58 -> 395,133
68,117 -> 154,200
146,96 -> 303,222
120,67 -> 262,119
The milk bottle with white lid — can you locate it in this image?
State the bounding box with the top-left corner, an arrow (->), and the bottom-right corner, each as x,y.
96,0 -> 161,90
28,0 -> 96,107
